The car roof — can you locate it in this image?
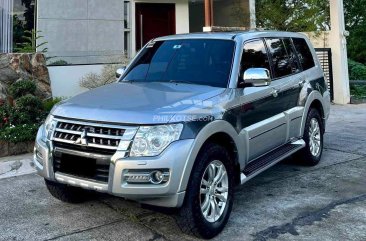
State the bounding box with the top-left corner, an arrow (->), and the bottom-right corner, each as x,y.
154,30 -> 308,42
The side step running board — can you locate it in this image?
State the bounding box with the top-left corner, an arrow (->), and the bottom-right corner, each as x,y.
240,140 -> 305,184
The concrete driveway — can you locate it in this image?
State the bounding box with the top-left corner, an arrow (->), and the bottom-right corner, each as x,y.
1,104 -> 366,241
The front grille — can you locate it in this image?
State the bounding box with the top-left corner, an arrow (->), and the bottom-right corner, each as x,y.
53,153 -> 109,183
53,142 -> 117,156
53,120 -> 128,150
51,118 -> 137,183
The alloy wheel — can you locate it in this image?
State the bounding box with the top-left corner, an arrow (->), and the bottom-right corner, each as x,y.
309,118 -> 321,157
200,160 -> 229,223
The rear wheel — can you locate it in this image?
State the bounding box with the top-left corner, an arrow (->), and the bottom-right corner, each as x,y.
296,108 -> 324,166
176,143 -> 235,239
45,179 -> 93,203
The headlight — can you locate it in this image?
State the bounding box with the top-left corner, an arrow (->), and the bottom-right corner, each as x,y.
130,124 -> 183,157
44,115 -> 57,141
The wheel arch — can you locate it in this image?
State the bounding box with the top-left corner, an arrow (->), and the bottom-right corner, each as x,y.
201,132 -> 241,186
178,120 -> 244,192
300,91 -> 328,136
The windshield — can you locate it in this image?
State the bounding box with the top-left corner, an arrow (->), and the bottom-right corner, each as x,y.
122,39 -> 235,88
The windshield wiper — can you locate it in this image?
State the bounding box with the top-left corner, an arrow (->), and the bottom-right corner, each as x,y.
169,80 -> 196,85
121,80 -> 135,83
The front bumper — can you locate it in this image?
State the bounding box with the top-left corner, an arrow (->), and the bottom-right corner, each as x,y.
34,125 -> 195,208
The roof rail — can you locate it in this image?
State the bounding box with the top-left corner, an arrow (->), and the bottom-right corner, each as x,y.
203,26 -> 247,32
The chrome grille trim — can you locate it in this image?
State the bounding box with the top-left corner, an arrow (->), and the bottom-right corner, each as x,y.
54,147 -> 112,160
52,118 -> 137,152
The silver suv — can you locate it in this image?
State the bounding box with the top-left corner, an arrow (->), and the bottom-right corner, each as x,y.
34,31 -> 330,238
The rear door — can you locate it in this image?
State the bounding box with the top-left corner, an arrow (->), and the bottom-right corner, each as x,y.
265,38 -> 304,141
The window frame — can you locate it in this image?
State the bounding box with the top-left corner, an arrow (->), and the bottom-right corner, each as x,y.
282,37 -> 302,74
264,37 -> 301,80
239,38 -> 273,85
291,37 -> 316,71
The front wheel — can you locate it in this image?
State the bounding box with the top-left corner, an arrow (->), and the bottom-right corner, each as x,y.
296,108 -> 324,166
176,143 -> 235,239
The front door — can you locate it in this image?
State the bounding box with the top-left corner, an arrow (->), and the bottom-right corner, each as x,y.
135,3 -> 176,50
237,39 -> 288,161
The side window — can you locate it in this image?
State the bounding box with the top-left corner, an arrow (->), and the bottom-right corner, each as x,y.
292,38 -> 315,71
265,38 -> 292,78
283,38 -> 301,74
240,39 -> 271,76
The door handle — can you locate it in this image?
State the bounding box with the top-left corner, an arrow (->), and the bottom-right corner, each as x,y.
271,89 -> 279,98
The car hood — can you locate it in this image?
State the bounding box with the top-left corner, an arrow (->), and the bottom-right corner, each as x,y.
52,82 -> 225,124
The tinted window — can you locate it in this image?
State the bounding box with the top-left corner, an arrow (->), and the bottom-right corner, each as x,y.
283,38 -> 301,74
292,38 -> 315,70
123,39 -> 235,88
265,38 -> 292,78
241,40 -> 271,76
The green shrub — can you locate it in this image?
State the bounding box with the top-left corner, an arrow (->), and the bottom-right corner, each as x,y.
0,123 -> 40,143
43,97 -> 63,113
0,96 -> 57,143
348,59 -> 366,80
0,104 -> 11,126
14,94 -> 44,123
350,85 -> 366,99
8,80 -> 37,99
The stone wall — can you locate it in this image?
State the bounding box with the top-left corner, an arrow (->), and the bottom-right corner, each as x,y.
0,141 -> 35,158
0,53 -> 52,103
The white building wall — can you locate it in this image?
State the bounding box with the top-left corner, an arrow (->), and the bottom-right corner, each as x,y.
49,65 -> 103,98
39,0 -> 190,97
329,0 -> 350,104
37,0 -> 124,64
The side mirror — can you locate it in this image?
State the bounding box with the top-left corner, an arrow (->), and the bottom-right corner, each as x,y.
116,67 -> 126,80
242,68 -> 271,87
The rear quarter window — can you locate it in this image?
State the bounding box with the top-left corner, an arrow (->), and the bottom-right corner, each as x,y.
292,38 -> 315,71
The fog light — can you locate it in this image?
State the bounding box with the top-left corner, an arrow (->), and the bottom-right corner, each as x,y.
150,171 -> 164,184
124,169 -> 170,184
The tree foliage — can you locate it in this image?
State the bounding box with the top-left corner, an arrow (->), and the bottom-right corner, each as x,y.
344,0 -> 366,64
344,0 -> 365,28
256,0 -> 366,64
256,0 -> 329,31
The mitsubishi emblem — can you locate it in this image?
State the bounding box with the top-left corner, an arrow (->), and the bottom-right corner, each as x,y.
74,128 -> 88,146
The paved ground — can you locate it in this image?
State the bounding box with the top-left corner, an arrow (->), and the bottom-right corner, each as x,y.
1,104 -> 366,241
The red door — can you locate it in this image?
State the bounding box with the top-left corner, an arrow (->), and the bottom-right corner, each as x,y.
135,3 -> 176,50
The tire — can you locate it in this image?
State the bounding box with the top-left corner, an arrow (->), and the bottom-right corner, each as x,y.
45,179 -> 93,203
296,108 -> 324,166
176,143 -> 235,239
